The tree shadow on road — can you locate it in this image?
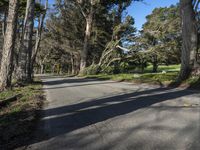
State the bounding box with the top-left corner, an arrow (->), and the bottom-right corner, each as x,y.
29,86 -> 199,147
42,77 -> 109,86
2,78 -> 199,149
42,77 -> 118,90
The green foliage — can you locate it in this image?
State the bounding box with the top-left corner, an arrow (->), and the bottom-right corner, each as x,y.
82,64 -> 185,86
0,0 -> 8,9
135,5 -> 181,70
80,65 -> 100,75
101,66 -> 115,74
138,72 -> 178,83
0,80 -> 44,149
84,71 -> 178,84
113,15 -> 136,41
80,64 -> 118,76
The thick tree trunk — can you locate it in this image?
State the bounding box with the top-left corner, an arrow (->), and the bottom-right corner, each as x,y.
0,0 -> 19,90
18,0 -> 35,82
152,55 -> 158,73
80,14 -> 93,71
179,0 -> 198,80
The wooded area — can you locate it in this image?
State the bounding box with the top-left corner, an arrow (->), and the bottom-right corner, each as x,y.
0,1 -> 200,149
0,0 -> 199,90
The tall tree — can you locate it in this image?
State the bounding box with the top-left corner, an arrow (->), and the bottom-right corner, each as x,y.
76,0 -> 98,71
31,0 -> 48,78
179,0 -> 198,80
17,0 -> 35,82
0,0 -> 19,90
141,5 -> 181,72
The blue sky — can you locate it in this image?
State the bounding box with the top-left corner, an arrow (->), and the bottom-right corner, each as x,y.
48,0 -> 179,30
127,0 -> 179,30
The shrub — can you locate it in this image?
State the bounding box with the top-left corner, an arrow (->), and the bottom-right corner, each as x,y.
80,65 -> 100,75
101,66 -> 115,74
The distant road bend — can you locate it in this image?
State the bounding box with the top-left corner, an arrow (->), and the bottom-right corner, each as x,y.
26,76 -> 200,150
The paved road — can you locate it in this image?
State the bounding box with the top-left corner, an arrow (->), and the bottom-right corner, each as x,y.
26,76 -> 200,150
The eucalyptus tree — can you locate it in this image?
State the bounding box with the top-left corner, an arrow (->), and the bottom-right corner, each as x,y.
43,0 -> 85,74
179,0 -> 199,80
31,0 -> 48,78
0,0 -> 19,90
0,0 -> 8,66
17,0 -> 35,82
41,0 -> 115,74
0,0 -> 8,37
75,0 -> 100,71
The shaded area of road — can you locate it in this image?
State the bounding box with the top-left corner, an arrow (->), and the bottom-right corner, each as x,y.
25,76 -> 200,150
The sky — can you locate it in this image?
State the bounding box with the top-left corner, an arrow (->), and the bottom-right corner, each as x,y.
48,0 -> 179,30
127,0 -> 179,30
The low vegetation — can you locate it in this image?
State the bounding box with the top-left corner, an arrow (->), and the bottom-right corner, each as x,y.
83,65 -> 200,88
0,80 -> 44,150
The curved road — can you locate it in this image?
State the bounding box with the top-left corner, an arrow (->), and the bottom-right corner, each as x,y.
26,76 -> 200,150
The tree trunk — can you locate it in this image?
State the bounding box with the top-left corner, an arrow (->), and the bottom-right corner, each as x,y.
152,55 -> 158,73
179,0 -> 198,80
18,0 -> 35,82
80,14 -> 93,71
112,2 -> 123,41
152,62 -> 158,73
71,54 -> 75,75
2,10 -> 7,37
0,0 -> 19,90
75,53 -> 80,75
40,64 -> 44,74
79,0 -> 94,72
31,0 -> 48,79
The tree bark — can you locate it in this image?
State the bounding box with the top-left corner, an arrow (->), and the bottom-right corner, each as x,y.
75,53 -> 80,74
112,2 -> 123,41
18,0 -> 35,82
40,64 -> 44,74
71,54 -> 75,75
2,10 -> 7,37
152,55 -> 158,73
31,0 -> 48,79
80,12 -> 93,71
0,0 -> 19,90
79,0 -> 95,72
179,0 -> 198,80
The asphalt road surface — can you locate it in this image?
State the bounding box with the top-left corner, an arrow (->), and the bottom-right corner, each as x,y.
26,76 -> 200,150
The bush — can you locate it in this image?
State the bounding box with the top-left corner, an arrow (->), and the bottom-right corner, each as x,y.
101,66 -> 115,74
80,65 -> 100,75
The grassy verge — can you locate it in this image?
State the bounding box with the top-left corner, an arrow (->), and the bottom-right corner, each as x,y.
84,72 -> 177,84
145,64 -> 180,73
0,80 -> 44,149
82,64 -> 200,88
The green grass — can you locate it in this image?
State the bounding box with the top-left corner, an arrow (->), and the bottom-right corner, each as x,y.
84,64 -> 199,87
0,90 -> 17,101
85,72 -> 178,85
0,80 -> 44,149
144,64 -> 180,73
